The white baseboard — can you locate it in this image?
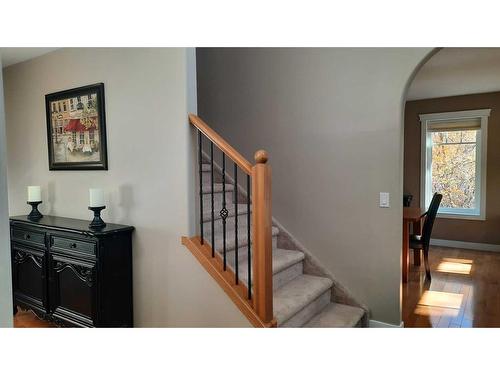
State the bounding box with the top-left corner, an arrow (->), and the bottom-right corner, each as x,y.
431,239 -> 500,252
369,319 -> 404,328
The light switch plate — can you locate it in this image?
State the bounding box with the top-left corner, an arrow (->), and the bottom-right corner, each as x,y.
380,192 -> 390,208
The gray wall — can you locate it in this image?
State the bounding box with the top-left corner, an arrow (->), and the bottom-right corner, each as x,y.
3,48 -> 250,327
0,54 -> 13,327
197,48 -> 432,324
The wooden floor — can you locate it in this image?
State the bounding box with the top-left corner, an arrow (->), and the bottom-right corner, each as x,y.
403,246 -> 500,328
14,309 -> 57,328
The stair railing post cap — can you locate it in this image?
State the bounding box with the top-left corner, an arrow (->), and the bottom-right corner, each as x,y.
254,150 -> 268,164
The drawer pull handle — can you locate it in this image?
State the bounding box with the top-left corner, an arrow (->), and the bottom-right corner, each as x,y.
24,234 -> 31,240
70,243 -> 77,248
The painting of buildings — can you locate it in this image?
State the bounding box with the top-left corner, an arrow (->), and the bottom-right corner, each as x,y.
46,83 -> 107,170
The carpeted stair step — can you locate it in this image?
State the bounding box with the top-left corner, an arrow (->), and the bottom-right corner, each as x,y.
303,303 -> 365,328
222,236 -> 278,269
201,164 -> 220,184
202,184 -> 234,207
202,196 -> 241,212
201,163 -> 240,184
203,224 -> 279,254
202,204 -> 249,223
206,233 -> 278,262
223,244 -> 251,267
236,249 -> 305,291
210,211 -> 251,230
202,183 -> 234,194
274,274 -> 333,327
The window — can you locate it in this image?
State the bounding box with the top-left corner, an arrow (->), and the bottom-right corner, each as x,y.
420,109 -> 490,220
80,132 -> 85,144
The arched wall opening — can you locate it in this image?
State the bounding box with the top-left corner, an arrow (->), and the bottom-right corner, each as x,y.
401,47 -> 500,327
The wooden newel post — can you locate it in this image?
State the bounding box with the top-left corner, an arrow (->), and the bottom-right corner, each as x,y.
252,149 -> 273,324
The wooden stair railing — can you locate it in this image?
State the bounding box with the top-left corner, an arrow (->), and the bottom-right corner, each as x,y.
181,114 -> 276,327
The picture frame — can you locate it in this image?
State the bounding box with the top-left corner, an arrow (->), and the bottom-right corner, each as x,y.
45,83 -> 108,170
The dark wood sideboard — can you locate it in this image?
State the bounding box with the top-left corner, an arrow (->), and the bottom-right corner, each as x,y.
10,215 -> 134,327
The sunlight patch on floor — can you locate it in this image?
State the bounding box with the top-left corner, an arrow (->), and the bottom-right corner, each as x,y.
442,258 -> 473,264
436,259 -> 473,275
414,305 -> 460,318
414,291 -> 464,318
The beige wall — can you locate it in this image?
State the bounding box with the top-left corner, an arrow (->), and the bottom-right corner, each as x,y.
0,54 -> 13,327
404,92 -> 500,245
3,48 -> 250,327
196,48 -> 432,324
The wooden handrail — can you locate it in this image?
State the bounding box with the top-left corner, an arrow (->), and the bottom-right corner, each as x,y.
189,114 -> 253,175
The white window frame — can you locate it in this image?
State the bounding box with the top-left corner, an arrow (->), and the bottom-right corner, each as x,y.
419,109 -> 490,220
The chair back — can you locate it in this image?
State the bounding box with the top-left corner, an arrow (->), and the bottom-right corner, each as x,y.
422,193 -> 442,247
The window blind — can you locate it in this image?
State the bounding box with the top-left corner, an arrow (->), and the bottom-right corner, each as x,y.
427,118 -> 481,132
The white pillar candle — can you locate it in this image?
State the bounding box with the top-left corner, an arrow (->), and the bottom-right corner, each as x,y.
89,188 -> 105,207
27,186 -> 41,202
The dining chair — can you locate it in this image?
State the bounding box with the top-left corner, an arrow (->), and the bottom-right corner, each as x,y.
409,193 -> 443,280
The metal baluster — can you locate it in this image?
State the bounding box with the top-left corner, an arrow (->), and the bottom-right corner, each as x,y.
221,153 -> 228,270
210,143 -> 215,257
198,131 -> 204,245
234,162 -> 239,284
247,174 -> 251,300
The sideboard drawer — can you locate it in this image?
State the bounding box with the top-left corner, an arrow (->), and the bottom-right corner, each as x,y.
11,228 -> 46,248
51,236 -> 96,256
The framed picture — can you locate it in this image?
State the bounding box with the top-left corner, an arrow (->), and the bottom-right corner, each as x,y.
45,83 -> 108,170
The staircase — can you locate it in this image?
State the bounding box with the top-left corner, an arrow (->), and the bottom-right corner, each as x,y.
182,114 -> 367,327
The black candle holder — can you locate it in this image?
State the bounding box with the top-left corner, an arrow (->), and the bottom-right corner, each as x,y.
88,206 -> 106,229
27,201 -> 43,221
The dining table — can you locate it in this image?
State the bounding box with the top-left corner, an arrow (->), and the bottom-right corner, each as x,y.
402,207 -> 426,283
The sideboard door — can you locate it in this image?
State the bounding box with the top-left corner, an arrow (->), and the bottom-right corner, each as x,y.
11,245 -> 48,313
49,254 -> 98,327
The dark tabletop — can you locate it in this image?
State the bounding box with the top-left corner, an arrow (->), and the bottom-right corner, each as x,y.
10,215 -> 134,235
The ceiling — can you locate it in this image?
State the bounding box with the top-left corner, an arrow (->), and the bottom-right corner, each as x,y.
0,48 -> 59,67
407,48 -> 500,100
